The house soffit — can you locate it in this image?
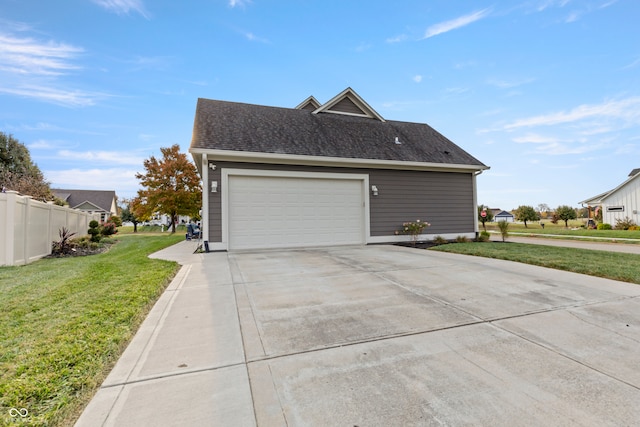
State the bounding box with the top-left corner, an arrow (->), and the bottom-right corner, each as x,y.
191,148 -> 486,173
312,87 -> 386,122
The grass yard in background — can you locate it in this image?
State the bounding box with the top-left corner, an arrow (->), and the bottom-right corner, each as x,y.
0,233 -> 184,427
431,242 -> 640,284
483,221 -> 640,241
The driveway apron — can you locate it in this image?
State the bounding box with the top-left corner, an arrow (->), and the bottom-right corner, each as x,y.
76,243 -> 640,426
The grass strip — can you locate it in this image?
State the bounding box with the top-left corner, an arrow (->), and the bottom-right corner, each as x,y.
430,242 -> 640,284
0,233 -> 184,427
483,222 -> 640,241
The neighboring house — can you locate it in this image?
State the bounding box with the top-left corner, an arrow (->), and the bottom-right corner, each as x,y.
52,189 -> 117,222
493,210 -> 515,222
189,88 -> 489,251
580,168 -> 640,226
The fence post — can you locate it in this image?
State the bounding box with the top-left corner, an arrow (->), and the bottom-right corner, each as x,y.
2,191 -> 18,266
23,195 -> 32,265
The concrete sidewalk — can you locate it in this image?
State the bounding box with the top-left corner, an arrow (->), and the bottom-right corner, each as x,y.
76,242 -> 640,426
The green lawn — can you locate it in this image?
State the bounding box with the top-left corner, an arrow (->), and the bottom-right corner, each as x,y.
482,221 -> 640,242
0,233 -> 184,427
431,242 -> 640,284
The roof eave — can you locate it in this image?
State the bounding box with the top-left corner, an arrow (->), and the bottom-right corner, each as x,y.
579,172 -> 640,205
189,148 -> 489,173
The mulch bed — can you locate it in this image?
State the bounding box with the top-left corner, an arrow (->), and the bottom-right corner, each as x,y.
394,241 -> 441,249
46,243 -> 113,258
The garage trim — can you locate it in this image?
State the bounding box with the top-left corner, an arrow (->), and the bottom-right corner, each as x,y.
221,168 -> 370,250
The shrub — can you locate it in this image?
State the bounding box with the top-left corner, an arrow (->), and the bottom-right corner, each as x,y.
597,223 -> 612,230
629,225 -> 640,231
51,227 -> 76,255
108,215 -> 123,227
101,221 -> 118,237
476,231 -> 490,242
396,219 -> 431,245
615,217 -> 637,230
432,236 -> 448,245
497,220 -> 509,242
88,220 -> 101,242
456,235 -> 469,243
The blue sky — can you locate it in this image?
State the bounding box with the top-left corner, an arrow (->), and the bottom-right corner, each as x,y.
1,0 -> 638,211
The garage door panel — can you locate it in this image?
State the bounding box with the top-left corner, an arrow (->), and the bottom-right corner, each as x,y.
228,175 -> 365,250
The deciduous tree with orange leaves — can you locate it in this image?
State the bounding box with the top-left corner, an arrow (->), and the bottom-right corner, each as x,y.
134,144 -> 201,233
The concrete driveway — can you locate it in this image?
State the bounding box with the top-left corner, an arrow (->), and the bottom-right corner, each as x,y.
76,244 -> 640,426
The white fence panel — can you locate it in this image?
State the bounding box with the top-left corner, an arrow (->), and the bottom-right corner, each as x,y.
1,191 -> 101,267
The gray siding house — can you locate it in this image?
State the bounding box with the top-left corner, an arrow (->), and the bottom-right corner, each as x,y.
52,189 -> 117,222
189,88 -> 488,251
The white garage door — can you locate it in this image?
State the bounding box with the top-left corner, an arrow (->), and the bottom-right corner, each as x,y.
228,175 -> 365,250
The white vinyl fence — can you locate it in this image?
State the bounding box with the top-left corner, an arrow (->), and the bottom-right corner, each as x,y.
1,191 -> 100,266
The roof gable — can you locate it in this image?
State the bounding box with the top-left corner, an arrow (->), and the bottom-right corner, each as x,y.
73,200 -> 104,211
189,89 -> 488,172
295,96 -> 321,111
580,170 -> 640,204
313,87 -> 385,122
52,189 -> 116,212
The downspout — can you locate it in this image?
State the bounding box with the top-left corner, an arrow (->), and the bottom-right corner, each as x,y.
473,169 -> 485,237
201,153 -> 209,250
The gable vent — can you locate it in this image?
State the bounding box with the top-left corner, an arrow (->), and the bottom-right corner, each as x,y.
312,87 -> 386,122
329,97 -> 366,115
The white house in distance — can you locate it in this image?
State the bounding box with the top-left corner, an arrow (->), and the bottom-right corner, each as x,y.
580,168 -> 640,226
492,209 -> 514,222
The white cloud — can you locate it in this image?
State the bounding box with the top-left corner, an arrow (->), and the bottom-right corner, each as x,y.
622,57 -> 640,70
386,34 -> 408,43
46,168 -> 141,197
244,32 -> 269,43
0,26 -> 110,107
423,8 -> 491,39
512,133 -> 564,144
92,0 -> 149,18
503,97 -> 640,130
57,149 -> 145,166
486,77 -> 535,89
28,139 -> 57,149
614,144 -> 638,155
229,0 -> 251,8
443,87 -> 469,95
511,131 -> 604,156
536,0 -> 571,12
0,84 -> 107,107
413,75 -> 423,83
0,33 -> 83,76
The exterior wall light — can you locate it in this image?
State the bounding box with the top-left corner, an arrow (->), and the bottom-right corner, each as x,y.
371,185 -> 378,196
211,181 -> 218,193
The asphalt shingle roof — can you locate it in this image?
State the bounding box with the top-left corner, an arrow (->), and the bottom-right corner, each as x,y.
190,98 -> 487,168
52,189 -> 115,212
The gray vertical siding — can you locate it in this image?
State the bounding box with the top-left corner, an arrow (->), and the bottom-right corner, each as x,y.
205,161 -> 474,243
207,165 -> 222,242
368,169 -> 474,236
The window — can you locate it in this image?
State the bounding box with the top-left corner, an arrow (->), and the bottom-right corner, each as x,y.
606,206 -> 624,212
